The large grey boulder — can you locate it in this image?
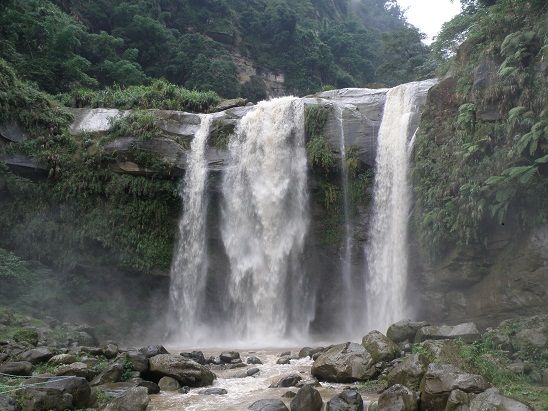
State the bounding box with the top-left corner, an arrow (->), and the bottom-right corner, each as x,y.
386,354 -> 428,390
290,385 -> 323,411
248,399 -> 289,411
420,363 -> 490,410
19,376 -> 91,410
469,388 -> 532,411
19,347 -> 53,364
148,354 -> 215,386
387,321 -> 430,343
362,331 -> 399,363
0,395 -> 20,411
158,376 -> 180,391
270,374 -> 302,388
311,342 -> 375,383
0,361 -> 32,376
0,122 -> 27,143
326,389 -> 364,411
101,386 -> 149,411
138,345 -> 168,358
445,389 -> 471,411
415,323 -> 480,343
378,384 -> 418,411
91,363 -> 123,386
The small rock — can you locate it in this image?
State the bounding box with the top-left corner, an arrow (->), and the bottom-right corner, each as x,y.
104,343 -> 118,359
270,374 -> 302,388
148,354 -> 216,387
299,347 -> 313,358
179,386 -> 190,394
158,376 -> 181,391
378,384 -> 418,411
280,351 -> 291,357
199,388 -> 227,395
19,347 -> 53,364
138,345 -> 168,358
247,356 -> 263,365
91,363 -> 123,386
326,389 -> 364,411
0,361 -> 33,376
55,362 -> 95,380
290,385 -> 323,411
277,356 -> 291,365
102,386 -> 149,411
362,331 -> 399,363
249,399 -> 289,411
296,378 -> 321,388
180,351 -> 206,365
135,379 -> 160,394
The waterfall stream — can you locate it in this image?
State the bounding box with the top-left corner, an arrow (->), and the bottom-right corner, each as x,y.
364,80 -> 435,332
169,114 -> 213,340
221,97 -> 311,343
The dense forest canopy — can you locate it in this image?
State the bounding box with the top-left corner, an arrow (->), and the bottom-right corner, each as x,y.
0,0 -> 429,98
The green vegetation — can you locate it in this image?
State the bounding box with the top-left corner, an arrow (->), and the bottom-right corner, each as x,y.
108,111 -> 164,141
412,0 -> 547,256
209,121 -> 235,150
58,80 -> 220,113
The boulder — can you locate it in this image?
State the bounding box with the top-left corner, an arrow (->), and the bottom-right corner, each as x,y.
214,98 -> 247,112
247,356 -> 263,365
19,347 -> 53,364
296,378 -> 321,388
290,385 -> 323,411
270,374 -> 302,388
102,386 -> 149,411
220,351 -> 240,363
55,362 -> 95,380
0,122 -> 27,143
378,384 -> 418,411
48,354 -> 77,366
511,328 -> 547,351
104,343 -> 118,359
387,321 -> 430,343
91,363 -> 123,386
420,363 -> 490,410
362,331 -> 399,363
248,399 -> 289,411
180,351 -> 206,365
386,354 -> 428,390
158,376 -> 180,391
277,356 -> 291,365
125,351 -> 149,373
299,347 -> 313,358
0,395 -> 20,411
469,388 -> 532,411
148,354 -> 215,386
134,379 -> 160,394
326,389 -> 364,411
415,323 -> 480,344
311,343 -> 375,383
247,367 -> 260,377
199,388 -> 227,395
283,391 -> 297,398
138,345 -> 168,358
445,389 -> 471,411
0,361 -> 32,376
17,388 -> 73,411
40,376 -> 91,408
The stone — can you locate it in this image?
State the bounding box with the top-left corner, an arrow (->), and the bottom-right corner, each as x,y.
0,123 -> 27,143
214,98 -> 247,112
148,354 -> 215,386
247,356 -> 263,365
326,389 -> 364,411
91,363 -> 123,386
126,351 -> 149,372
277,356 -> 291,365
180,351 -> 206,365
420,363 -> 490,410
386,354 -> 428,390
378,384 -> 418,411
283,391 -> 297,398
290,385 -> 323,411
270,374 -> 302,388
80,346 -> 104,356
178,386 -> 190,394
48,354 -> 77,366
138,345 -> 168,358
469,388 -> 532,411
220,351 -> 240,363
41,376 -> 91,408
102,386 -> 149,411
248,399 -> 289,411
104,343 -> 118,359
0,361 -> 32,376
362,331 -> 400,363
134,379 -> 160,394
18,388 -> 73,411
19,347 -> 53,364
387,321 -> 430,343
415,323 -> 480,344
0,395 -> 20,411
247,367 -> 260,377
311,343 -> 375,383
445,389 -> 471,411
158,376 -> 180,391
55,362 -> 95,380
280,351 -> 291,357
199,388 -> 228,395
511,328 -> 547,351
299,347 -> 313,358
296,378 -> 321,388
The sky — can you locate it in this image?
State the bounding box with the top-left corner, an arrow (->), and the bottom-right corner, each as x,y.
397,0 -> 462,43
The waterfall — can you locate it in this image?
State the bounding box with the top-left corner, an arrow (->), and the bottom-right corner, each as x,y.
221,97 -> 310,343
169,114 -> 213,340
335,105 -> 354,333
365,80 -> 435,332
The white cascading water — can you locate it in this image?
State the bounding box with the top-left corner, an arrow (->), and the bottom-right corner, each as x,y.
335,105 -> 354,333
365,80 -> 435,332
221,97 -> 310,343
169,114 -> 213,340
